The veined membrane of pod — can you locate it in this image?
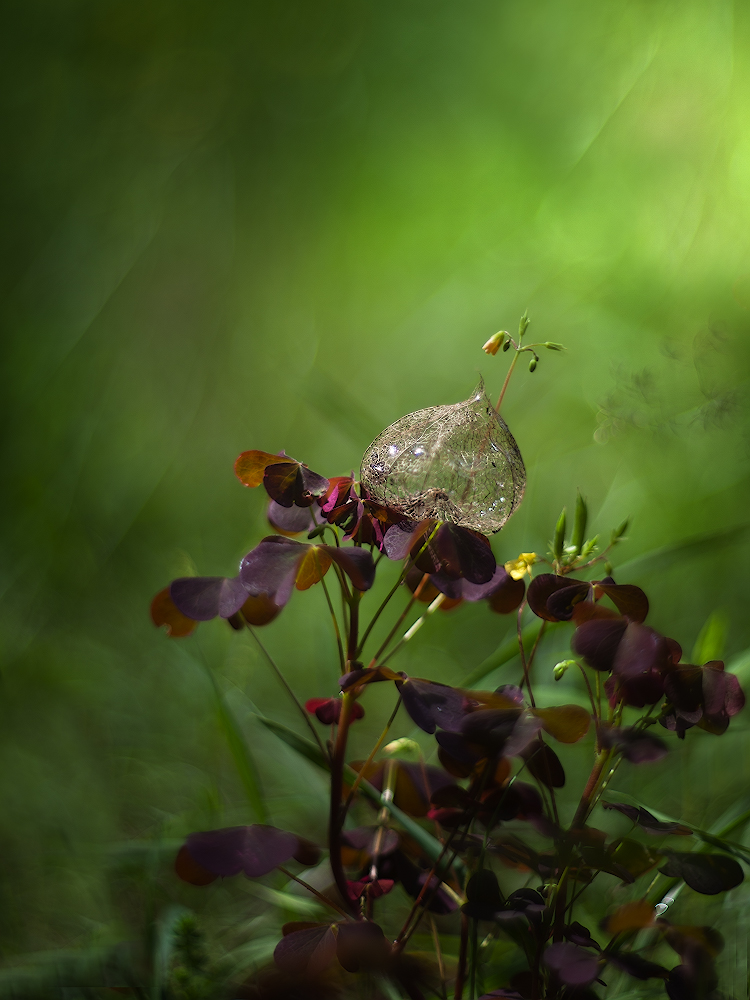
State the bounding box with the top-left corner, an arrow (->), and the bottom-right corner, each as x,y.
360,382 -> 525,533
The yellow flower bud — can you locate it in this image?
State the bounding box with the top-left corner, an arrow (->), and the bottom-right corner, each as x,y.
482,331 -> 507,356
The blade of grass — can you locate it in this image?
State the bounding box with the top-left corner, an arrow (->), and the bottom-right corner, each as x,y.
256,715 -> 460,873
202,660 -> 268,822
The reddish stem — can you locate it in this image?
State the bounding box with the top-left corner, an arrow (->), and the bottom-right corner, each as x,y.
328,691 -> 357,915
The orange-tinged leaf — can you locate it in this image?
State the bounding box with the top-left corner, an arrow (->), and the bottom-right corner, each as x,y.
462,689 -> 523,711
234,450 -> 285,487
151,587 -> 197,637
295,546 -> 332,590
174,845 -> 217,885
533,705 -> 591,743
604,900 -> 656,934
240,593 -> 282,627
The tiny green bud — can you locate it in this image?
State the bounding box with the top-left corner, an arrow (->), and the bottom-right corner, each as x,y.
543,341 -> 566,351
554,659 -> 577,680
579,535 -> 599,559
552,507 -> 566,561
604,561 -> 613,575
571,490 -> 588,555
383,737 -> 421,760
611,517 -> 630,543
502,338 -> 511,351
518,311 -> 530,338
528,356 -> 537,372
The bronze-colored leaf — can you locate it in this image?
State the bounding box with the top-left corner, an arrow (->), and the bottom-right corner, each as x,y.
150,587 -> 198,638
533,705 -> 591,743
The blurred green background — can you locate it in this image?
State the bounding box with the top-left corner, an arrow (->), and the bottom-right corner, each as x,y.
2,0 -> 750,994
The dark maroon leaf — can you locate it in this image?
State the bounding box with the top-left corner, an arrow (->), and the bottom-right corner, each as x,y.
184,825 -> 299,878
413,523 -> 496,584
174,845 -> 218,885
665,965 -> 697,1000
324,545 -> 376,591
544,942 -> 600,986
599,727 -> 668,764
240,536 -> 307,606
273,924 -> 337,976
170,576 -> 249,621
335,921 -> 390,973
528,574 -> 585,622
263,461 -> 329,508
565,922 -> 599,949
462,869 -> 504,919
701,661 -> 745,731
460,709 -> 522,755
428,572 -> 464,600
595,582 -> 649,622
497,888 -> 546,924
486,572 -> 526,614
659,852 -> 744,894
346,878 -> 394,900
495,684 -> 525,706
572,617 -> 628,671
341,826 -> 399,859
602,802 -> 692,836
546,581 -> 593,621
267,499 -> 323,535
293,838 -> 322,867
606,951 -> 668,980
523,741 -> 566,788
397,677 -> 466,734
305,698 -> 365,725
503,714 -> 545,757
383,520 -> 425,560
461,565 -> 518,603
612,622 -> 671,680
430,784 -> 472,809
605,669 -> 664,708
435,731 -> 484,765
478,781 -> 543,827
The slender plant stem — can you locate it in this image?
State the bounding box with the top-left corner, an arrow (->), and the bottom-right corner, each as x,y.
370,574 -> 430,664
277,866 -> 350,918
347,591 -> 361,663
319,572 -> 345,673
379,592 -> 446,667
356,567 -> 410,658
245,623 -> 328,762
516,602 -> 536,707
455,913 -> 469,1000
328,691 -> 357,915
343,696 -> 402,809
495,349 -> 520,413
571,749 -> 612,828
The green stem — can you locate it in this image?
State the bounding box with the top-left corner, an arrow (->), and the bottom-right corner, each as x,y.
245,623 -> 329,763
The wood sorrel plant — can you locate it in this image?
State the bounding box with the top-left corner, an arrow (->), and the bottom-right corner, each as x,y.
152,316 -> 747,1000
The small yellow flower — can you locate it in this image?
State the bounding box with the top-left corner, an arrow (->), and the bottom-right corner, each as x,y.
504,552 -> 537,580
482,331 -> 506,356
